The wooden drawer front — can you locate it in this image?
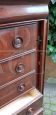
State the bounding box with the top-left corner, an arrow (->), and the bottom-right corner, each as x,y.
17,98 -> 43,115
0,88 -> 43,115
17,109 -> 43,115
0,52 -> 36,86
33,109 -> 43,115
0,23 -> 37,59
0,74 -> 36,108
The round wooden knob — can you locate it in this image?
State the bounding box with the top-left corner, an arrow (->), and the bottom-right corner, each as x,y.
15,64 -> 24,73
27,108 -> 34,115
17,84 -> 25,92
12,37 -> 23,48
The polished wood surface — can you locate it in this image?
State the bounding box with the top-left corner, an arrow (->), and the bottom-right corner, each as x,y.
0,2 -> 48,114
0,53 -> 36,85
17,100 -> 43,115
18,98 -> 43,115
0,74 -> 36,108
18,108 -> 43,115
0,19 -> 48,109
0,5 -> 48,23
37,20 -> 48,93
0,23 -> 37,59
0,88 -> 43,114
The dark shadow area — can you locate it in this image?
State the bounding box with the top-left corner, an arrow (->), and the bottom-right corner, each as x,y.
0,0 -> 49,5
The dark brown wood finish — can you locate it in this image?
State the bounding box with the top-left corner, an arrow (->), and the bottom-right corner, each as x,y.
0,88 -> 43,115
0,52 -> 36,86
0,0 -> 50,5
20,109 -> 43,115
17,98 -> 43,115
0,5 -> 48,24
0,1 -> 49,114
37,20 -> 48,93
0,23 -> 37,59
0,73 -> 36,108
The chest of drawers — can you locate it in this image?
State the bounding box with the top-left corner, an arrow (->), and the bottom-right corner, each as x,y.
0,1 -> 49,115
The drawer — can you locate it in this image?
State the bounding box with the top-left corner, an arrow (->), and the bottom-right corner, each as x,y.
0,74 -> 36,108
18,108 -> 43,115
0,23 -> 37,59
0,52 -> 36,85
32,108 -> 43,115
0,88 -> 43,115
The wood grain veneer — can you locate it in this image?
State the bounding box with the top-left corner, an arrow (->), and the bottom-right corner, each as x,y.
0,73 -> 36,108
0,1 -> 49,114
0,5 -> 48,23
0,53 -> 36,85
0,23 -> 37,59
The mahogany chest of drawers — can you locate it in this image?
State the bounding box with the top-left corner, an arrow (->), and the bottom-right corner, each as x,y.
0,1 -> 49,115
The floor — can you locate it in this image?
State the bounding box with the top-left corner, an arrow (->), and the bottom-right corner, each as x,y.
44,78 -> 56,115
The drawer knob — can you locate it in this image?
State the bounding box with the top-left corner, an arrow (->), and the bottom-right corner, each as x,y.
15,64 -> 24,73
17,84 -> 25,92
27,108 -> 34,115
12,37 -> 23,48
